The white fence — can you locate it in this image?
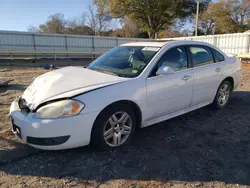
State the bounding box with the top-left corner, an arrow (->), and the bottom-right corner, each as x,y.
0,30 -> 152,59
164,33 -> 250,55
0,31 -> 249,59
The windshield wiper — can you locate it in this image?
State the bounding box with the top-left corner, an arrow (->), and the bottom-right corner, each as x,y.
94,69 -> 120,77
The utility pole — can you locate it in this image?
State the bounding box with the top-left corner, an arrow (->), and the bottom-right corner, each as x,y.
212,22 -> 216,35
195,0 -> 200,36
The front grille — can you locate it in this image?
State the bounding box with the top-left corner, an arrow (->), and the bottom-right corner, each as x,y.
18,97 -> 30,114
27,136 -> 70,146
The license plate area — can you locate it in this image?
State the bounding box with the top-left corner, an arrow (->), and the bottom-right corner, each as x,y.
10,116 -> 22,139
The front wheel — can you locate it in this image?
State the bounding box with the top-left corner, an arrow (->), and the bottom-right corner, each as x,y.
91,103 -> 136,149
212,80 -> 232,109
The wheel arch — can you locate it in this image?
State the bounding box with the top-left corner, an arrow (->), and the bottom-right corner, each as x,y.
93,100 -> 142,129
222,76 -> 234,89
213,76 -> 234,103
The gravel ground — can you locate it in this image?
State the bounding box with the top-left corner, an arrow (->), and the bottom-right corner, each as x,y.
0,65 -> 250,188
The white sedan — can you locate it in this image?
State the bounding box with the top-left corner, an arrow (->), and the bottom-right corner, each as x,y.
10,41 -> 242,150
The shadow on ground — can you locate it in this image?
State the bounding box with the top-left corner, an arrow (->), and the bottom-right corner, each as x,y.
0,84 -> 26,93
0,136 -> 41,165
0,91 -> 249,185
0,58 -> 92,68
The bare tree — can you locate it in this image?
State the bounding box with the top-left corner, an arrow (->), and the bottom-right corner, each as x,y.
26,3 -> 112,36
87,4 -> 98,35
39,13 -> 66,33
65,12 -> 94,35
87,3 -> 112,36
66,12 -> 87,30
96,5 -> 112,34
27,25 -> 39,32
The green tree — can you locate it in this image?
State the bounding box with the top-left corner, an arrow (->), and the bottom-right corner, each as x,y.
120,18 -> 140,38
227,0 -> 250,32
199,0 -> 250,34
110,18 -> 149,38
94,0 -> 210,38
199,1 -> 236,34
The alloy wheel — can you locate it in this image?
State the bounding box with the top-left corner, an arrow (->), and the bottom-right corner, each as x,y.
218,83 -> 230,106
103,111 -> 132,147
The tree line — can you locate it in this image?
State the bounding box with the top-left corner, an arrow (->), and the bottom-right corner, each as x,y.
28,0 -> 250,38
199,0 -> 250,35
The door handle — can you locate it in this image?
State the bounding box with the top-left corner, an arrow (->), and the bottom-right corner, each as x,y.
182,75 -> 192,81
215,68 -> 222,73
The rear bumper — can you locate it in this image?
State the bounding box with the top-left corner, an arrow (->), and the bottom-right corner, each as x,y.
9,100 -> 100,150
232,69 -> 242,90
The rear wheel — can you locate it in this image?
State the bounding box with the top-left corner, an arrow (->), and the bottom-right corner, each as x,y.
91,103 -> 136,149
212,80 -> 232,109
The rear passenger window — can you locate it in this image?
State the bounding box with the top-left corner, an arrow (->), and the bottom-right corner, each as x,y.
212,49 -> 225,62
189,46 -> 214,66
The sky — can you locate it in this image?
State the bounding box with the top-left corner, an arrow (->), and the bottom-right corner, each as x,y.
0,0 -> 217,32
0,0 -> 92,31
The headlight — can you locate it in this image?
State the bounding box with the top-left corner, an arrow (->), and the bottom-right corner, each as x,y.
34,100 -> 85,119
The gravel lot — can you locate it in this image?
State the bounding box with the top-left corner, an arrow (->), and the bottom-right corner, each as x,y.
0,64 -> 249,187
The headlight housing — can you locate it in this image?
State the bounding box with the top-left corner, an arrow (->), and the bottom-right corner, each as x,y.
34,100 -> 85,119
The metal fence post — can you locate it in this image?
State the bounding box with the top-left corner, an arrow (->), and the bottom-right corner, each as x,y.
116,38 -> 118,46
92,36 -> 95,60
32,34 -> 37,59
247,34 -> 250,54
54,48 -> 56,60
213,36 -> 217,47
10,52 -> 13,61
64,35 -> 68,59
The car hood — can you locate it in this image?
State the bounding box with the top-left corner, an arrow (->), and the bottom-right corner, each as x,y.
22,66 -> 127,110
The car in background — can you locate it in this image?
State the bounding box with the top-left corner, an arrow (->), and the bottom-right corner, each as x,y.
10,40 -> 242,150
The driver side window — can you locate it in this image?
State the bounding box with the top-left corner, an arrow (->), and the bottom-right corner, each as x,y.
157,46 -> 188,72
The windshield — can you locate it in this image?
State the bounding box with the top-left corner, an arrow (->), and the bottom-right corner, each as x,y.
88,46 -> 160,78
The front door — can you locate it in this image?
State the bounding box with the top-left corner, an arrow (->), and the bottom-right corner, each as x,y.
146,46 -> 193,120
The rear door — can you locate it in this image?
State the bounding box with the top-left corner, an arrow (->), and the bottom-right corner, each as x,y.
188,45 -> 224,106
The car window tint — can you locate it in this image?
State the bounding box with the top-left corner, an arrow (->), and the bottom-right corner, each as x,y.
190,46 -> 214,66
157,46 -> 188,71
89,46 -> 159,78
212,48 -> 225,62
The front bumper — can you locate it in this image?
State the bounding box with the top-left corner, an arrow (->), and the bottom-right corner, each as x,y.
9,99 -> 100,150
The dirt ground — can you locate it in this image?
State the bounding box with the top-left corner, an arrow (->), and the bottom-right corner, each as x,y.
0,63 -> 250,188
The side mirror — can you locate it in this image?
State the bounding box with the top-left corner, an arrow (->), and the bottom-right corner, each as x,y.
156,66 -> 174,76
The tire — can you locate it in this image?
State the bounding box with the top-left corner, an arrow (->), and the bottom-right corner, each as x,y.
212,80 -> 232,109
91,103 -> 136,149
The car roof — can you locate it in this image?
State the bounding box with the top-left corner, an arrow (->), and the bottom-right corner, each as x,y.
121,40 -> 213,48
121,41 -> 170,47
120,40 -> 227,57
